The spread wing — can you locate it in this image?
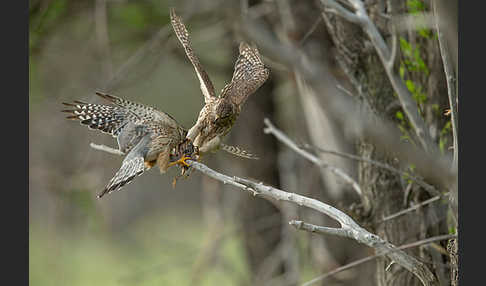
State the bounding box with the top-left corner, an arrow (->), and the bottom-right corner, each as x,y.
170,8 -> 216,103
62,99 -> 134,138
220,42 -> 269,106
63,91 -> 184,153
98,135 -> 151,198
94,91 -> 181,130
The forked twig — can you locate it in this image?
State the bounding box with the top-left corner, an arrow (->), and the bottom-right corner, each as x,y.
187,159 -> 438,286
293,229 -> 455,286
263,119 -> 363,196
319,0 -> 434,152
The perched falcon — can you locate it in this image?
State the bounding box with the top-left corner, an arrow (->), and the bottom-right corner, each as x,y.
170,8 -> 269,162
62,91 -> 193,198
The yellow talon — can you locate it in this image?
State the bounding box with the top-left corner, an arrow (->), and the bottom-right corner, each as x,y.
168,155 -> 192,168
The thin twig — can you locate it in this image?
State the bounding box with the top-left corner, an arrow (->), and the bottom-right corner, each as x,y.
386,0 -> 397,70
263,118 -> 363,196
240,14 -> 456,196
187,160 -> 438,286
432,0 -> 458,169
431,0 -> 458,226
298,232 -> 456,286
289,220 -> 350,238
336,84 -> 354,97
320,0 -> 361,24
299,16 -> 322,45
381,193 -> 449,222
302,143 -> 440,195
319,0 -> 434,152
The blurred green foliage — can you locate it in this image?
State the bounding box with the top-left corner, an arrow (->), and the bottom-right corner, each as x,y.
30,0 -> 68,52
30,210 -> 251,286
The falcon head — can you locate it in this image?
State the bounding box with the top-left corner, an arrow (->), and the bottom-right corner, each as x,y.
213,100 -> 238,127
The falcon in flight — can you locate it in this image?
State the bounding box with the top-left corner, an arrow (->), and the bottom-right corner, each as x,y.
62,91 -> 194,198
170,8 -> 269,163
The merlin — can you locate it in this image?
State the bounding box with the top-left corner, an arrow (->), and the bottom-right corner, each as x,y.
170,9 -> 269,161
62,91 -> 193,198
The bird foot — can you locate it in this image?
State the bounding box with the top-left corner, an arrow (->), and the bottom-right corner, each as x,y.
168,155 -> 192,168
171,163 -> 193,188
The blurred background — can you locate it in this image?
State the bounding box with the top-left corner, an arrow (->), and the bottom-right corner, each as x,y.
29,0 -> 455,285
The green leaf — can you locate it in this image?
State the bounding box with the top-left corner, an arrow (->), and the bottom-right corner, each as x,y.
441,120 -> 452,135
405,80 -> 416,93
449,226 -> 456,235
400,37 -> 412,56
407,0 -> 426,13
399,65 -> 405,78
419,28 -> 431,39
396,111 -> 404,121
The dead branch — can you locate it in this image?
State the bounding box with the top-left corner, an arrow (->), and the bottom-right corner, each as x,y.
432,0 -> 458,169
380,193 -> 449,222
239,14 -> 456,199
294,231 -> 456,286
187,160 -> 438,286
263,119 -> 363,196
431,0 -> 458,223
319,0 -> 434,152
302,143 -> 440,195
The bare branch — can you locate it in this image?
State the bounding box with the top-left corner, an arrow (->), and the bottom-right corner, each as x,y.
432,0 -> 458,170
302,144 -> 440,195
319,0 -> 434,152
187,160 -> 438,286
320,0 -> 362,24
263,118 -> 363,196
386,0 -> 397,70
300,233 -> 456,286
381,193 -> 449,222
299,16 -> 322,45
289,220 -> 350,238
240,11 -> 456,196
431,0 -> 458,224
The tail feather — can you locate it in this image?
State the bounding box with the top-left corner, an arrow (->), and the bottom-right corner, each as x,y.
220,144 -> 259,160
61,100 -> 128,137
98,156 -> 146,198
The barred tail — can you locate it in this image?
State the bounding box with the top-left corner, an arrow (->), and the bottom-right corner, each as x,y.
220,144 -> 259,160
61,100 -> 127,137
98,156 -> 146,198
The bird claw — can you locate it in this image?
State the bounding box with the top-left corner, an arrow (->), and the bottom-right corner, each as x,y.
171,162 -> 193,188
168,155 -> 192,168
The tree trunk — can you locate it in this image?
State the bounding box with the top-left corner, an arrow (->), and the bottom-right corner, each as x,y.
319,0 -> 451,285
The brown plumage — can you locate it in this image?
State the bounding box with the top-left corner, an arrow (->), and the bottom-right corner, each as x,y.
170,9 -> 269,158
62,91 -> 190,198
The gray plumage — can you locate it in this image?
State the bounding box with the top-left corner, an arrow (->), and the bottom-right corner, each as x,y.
62,91 -> 188,197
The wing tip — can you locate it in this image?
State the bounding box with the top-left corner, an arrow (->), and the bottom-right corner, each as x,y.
97,187 -> 109,198
239,42 -> 250,52
95,91 -> 118,103
169,7 -> 176,18
239,41 -> 258,53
